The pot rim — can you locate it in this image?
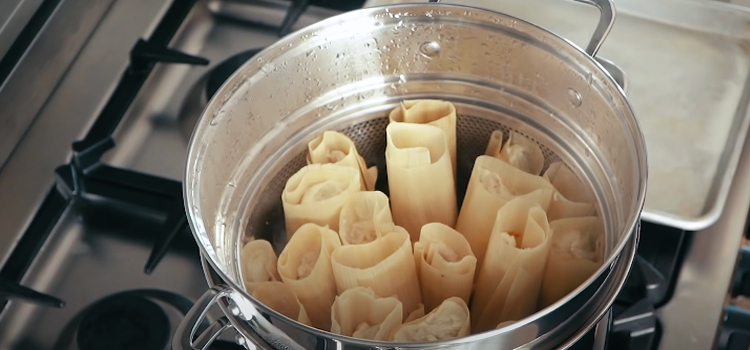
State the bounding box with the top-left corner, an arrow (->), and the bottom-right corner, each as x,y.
183,2 -> 648,347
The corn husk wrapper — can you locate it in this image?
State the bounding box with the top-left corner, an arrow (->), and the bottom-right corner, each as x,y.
455,155 -> 553,267
307,131 -> 378,191
390,297 -> 471,342
406,304 -> 425,323
389,99 -> 457,174
543,162 -> 598,220
548,191 -> 597,221
282,164 -> 363,240
544,161 -> 596,204
277,223 -> 341,330
338,191 -> 395,245
538,217 -> 604,309
240,239 -> 281,292
485,130 -> 505,158
414,223 -> 477,312
486,130 -> 545,176
251,281 -> 312,326
330,286 -> 403,340
385,123 -> 456,241
330,226 -> 422,318
471,194 -> 553,332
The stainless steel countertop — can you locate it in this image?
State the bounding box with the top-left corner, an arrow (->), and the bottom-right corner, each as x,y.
0,0 -> 172,267
0,0 -> 43,60
0,0 -> 118,171
656,127 -> 750,348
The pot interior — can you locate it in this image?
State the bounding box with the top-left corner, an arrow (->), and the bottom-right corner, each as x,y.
183,2 -> 647,347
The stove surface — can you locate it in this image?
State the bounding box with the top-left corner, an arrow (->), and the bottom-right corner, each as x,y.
0,0 -> 749,349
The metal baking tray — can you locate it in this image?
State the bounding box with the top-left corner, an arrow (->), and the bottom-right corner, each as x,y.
366,0 -> 750,231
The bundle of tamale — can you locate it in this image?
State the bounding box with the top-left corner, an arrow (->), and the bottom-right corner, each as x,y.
237,99 -> 604,342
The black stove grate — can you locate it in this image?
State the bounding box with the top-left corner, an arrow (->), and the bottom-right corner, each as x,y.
720,245 -> 750,350
277,0 -> 367,36
605,222 -> 689,350
0,0 -> 205,312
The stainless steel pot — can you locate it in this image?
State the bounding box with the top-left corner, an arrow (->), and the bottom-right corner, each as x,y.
175,0 -> 648,349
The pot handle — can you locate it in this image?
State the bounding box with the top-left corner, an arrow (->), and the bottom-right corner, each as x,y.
594,56 -> 629,94
574,0 -> 616,57
429,0 -> 616,57
173,285 -> 274,350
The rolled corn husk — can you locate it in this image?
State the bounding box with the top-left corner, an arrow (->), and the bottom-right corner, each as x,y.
389,99 -> 457,173
390,297 -> 471,342
385,123 -> 457,241
277,223 -> 341,331
282,164 -> 363,240
406,304 -> 425,323
414,223 -> 477,312
544,161 -> 596,204
240,239 -> 281,292
538,217 -> 604,309
486,130 -> 545,175
307,131 -> 378,191
251,281 -> 312,326
548,191 -> 597,221
338,191 -> 395,245
330,226 -> 422,317
485,130 -> 505,159
330,286 -> 403,340
471,194 -> 553,333
455,155 -> 554,266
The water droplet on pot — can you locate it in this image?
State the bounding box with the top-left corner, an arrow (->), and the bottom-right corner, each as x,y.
567,88 -> 583,107
419,41 -> 441,58
209,112 -> 223,126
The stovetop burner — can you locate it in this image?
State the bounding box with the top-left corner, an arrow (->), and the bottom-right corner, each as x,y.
178,48 -> 265,141
47,289 -> 243,350
206,48 -> 265,101
76,294 -> 170,350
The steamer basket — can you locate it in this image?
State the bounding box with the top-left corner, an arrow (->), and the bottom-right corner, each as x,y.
176,1 -> 647,349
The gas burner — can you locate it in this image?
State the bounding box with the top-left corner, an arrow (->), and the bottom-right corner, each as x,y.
617,257 -> 666,306
608,266 -> 661,350
609,299 -> 660,350
600,222 -> 688,350
51,289 -> 238,350
178,48 -> 265,140
206,48 -> 265,101
76,294 -> 170,350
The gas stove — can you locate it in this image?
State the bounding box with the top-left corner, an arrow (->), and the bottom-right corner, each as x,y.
0,0 -> 749,349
